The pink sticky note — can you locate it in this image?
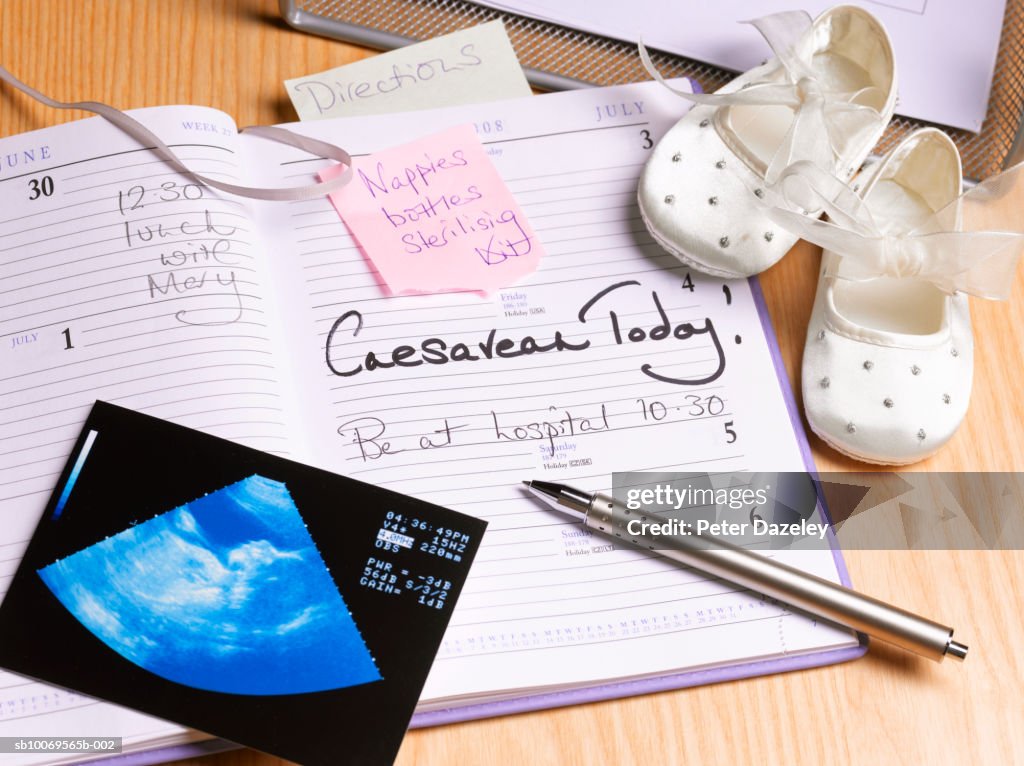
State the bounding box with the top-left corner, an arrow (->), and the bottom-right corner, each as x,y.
320,124 -> 542,295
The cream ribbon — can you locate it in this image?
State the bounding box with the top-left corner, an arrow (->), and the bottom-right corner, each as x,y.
0,66 -> 352,201
639,10 -> 884,185
764,160 -> 1024,301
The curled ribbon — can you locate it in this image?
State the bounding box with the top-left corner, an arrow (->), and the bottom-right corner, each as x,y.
639,10 -> 884,185
763,160 -> 1024,301
0,66 -> 351,201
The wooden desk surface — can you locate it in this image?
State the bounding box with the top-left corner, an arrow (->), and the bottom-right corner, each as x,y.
2,1 -> 1021,763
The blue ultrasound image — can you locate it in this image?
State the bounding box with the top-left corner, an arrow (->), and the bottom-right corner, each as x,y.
37,475 -> 382,695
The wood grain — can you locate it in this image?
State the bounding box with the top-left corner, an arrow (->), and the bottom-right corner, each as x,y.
1,1 -> 1021,764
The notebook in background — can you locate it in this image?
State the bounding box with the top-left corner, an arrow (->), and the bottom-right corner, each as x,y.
0,81 -> 861,763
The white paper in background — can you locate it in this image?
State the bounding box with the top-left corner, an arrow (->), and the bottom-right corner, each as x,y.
474,0 -> 1006,133
285,20 -> 533,120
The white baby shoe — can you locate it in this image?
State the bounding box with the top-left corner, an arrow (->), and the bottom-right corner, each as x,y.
772,128 -> 1023,464
638,6 -> 896,278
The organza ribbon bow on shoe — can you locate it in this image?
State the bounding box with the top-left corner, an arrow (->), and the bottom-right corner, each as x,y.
637,5 -> 896,278
766,154 -> 1024,300
787,128 -> 1024,465
640,9 -> 885,185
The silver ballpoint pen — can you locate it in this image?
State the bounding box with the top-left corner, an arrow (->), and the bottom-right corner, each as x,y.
523,479 -> 969,662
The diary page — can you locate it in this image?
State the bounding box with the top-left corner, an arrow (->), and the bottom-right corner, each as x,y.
0,107 -> 296,757
249,82 -> 858,702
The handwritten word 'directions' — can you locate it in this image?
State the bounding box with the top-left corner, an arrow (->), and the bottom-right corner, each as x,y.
321,124 -> 543,295
284,21 -> 531,120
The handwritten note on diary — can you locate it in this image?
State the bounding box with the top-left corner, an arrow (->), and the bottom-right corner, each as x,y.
285,21 -> 532,120
322,124 -> 543,295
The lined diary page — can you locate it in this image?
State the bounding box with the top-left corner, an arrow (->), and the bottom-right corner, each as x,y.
0,107 -> 294,756
250,81 -> 858,704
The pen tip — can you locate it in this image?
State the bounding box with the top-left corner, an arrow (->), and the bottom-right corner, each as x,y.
521,480 -> 532,488
945,639 -> 969,661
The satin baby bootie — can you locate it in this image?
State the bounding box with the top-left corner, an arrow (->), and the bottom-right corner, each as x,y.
638,6 -> 896,278
769,128 -> 1024,464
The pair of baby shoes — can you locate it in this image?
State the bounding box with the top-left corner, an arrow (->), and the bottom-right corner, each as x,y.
638,6 -> 1023,464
